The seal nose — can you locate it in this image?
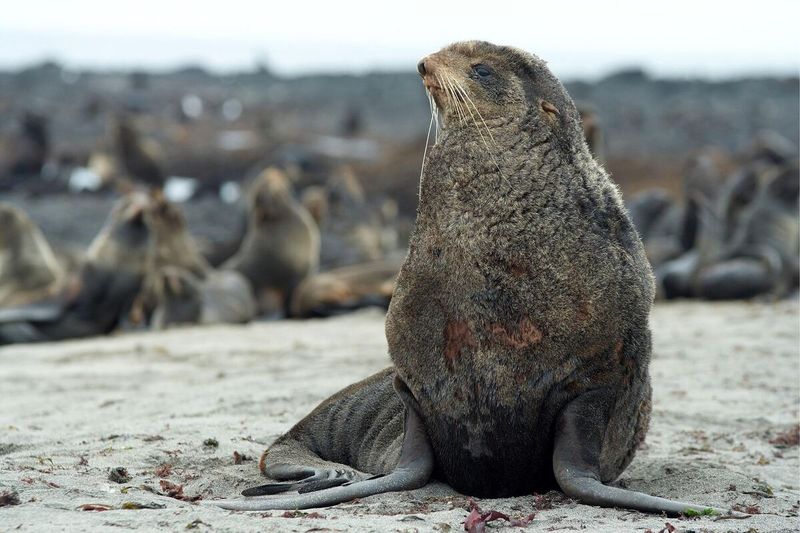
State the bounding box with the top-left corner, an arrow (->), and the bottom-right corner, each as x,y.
417,60 -> 427,76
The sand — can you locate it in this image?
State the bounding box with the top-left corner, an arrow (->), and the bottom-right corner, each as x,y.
1,301 -> 798,532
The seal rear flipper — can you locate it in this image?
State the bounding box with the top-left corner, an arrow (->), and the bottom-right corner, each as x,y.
553,388 -> 736,517
241,465 -> 354,496
207,377 -> 434,511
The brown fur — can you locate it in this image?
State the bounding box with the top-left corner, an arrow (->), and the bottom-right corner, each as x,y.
1,194 -> 153,344
289,258 -> 402,318
142,192 -> 256,327
113,116 -> 165,189
0,203 -> 65,307
317,167 -> 384,269
224,168 -> 319,313
246,40 -> 653,496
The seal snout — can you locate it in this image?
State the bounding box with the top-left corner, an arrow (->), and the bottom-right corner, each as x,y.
418,56 -> 442,93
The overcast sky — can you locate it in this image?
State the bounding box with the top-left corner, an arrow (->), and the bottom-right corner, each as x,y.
1,0 -> 798,79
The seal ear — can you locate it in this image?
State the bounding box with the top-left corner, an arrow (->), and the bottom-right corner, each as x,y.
541,100 -> 560,122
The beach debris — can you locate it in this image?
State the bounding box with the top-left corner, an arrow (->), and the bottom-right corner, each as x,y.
0,490 -> 21,506
769,424 -> 799,448
108,467 -> 131,484
79,503 -> 113,511
155,463 -> 173,477
232,451 -> 250,464
159,480 -> 201,502
121,501 -> 166,510
281,510 -> 325,519
463,498 -> 535,532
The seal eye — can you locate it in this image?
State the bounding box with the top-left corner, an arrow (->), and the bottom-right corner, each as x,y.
472,64 -> 492,79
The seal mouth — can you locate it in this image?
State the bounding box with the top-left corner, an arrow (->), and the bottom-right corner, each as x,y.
423,78 -> 446,109
423,79 -> 442,91
423,79 -> 444,98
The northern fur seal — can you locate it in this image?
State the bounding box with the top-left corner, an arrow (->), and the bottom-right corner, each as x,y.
0,194 -> 152,344
0,203 -> 65,308
316,167 -> 385,269
223,167 -> 319,315
289,258 -> 403,318
629,150 -> 729,276
139,192 -> 256,328
113,115 -> 166,189
147,266 -> 257,329
660,161 -> 799,300
211,41 -> 722,515
0,112 -> 49,189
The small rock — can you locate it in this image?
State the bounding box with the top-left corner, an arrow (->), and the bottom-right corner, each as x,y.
108,467 -> 131,484
0,490 -> 21,506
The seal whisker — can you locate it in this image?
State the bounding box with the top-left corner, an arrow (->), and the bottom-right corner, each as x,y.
445,74 -> 468,126
425,92 -> 437,142
444,73 -> 508,185
427,90 -> 441,142
443,74 -> 468,126
452,79 -> 497,146
418,101 -> 436,196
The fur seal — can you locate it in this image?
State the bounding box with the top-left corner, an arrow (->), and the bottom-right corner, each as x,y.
300,185 -> 328,228
289,258 -> 403,318
317,167 -> 384,269
113,116 -> 166,189
223,167 -> 319,315
147,267 -> 203,328
660,161 -> 799,299
0,194 -> 152,344
0,203 -> 65,308
211,42 -> 722,516
146,191 -> 210,277
139,192 -> 256,328
147,267 -> 256,329
631,150 -> 729,277
0,112 -> 50,191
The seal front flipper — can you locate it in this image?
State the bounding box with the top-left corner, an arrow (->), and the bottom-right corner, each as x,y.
208,376 -> 434,511
553,388 -> 734,516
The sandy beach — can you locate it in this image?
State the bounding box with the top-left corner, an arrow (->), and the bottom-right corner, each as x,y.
1,300 -> 798,532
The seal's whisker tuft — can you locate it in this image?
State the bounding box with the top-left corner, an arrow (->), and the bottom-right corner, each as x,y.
452,79 -> 497,146
443,74 -> 508,186
418,109 -> 435,197
444,74 -> 467,125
